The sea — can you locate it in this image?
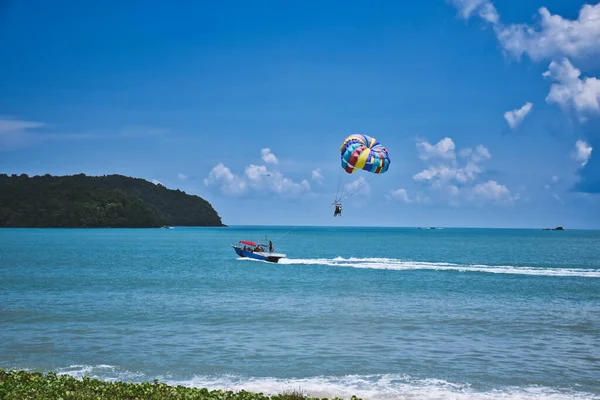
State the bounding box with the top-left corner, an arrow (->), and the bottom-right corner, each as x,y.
1,226 -> 599,400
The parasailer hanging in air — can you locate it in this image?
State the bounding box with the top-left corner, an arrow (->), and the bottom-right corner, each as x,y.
333,133 -> 390,216
334,203 -> 342,217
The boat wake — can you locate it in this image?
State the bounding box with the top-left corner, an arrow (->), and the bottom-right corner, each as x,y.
278,257 -> 600,278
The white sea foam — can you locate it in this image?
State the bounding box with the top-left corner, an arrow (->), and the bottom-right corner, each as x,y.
277,257 -> 600,278
54,367 -> 599,400
56,364 -> 145,382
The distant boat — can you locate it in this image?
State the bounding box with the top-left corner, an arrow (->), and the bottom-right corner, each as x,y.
232,237 -> 286,263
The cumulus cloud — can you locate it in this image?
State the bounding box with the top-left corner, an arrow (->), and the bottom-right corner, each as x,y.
504,102 -> 533,129
573,140 -> 593,166
311,168 -> 324,184
449,1 -> 600,122
450,1 -> 600,63
449,0 -> 499,24
494,4 -> 600,63
390,188 -> 411,203
204,163 -> 249,196
261,148 -> 279,164
204,150 -> 311,197
177,173 -> 188,180
388,188 -> 429,204
470,180 -> 518,204
412,137 -> 516,205
416,137 -> 456,161
342,176 -> 370,197
244,163 -> 310,195
542,58 -> 600,121
413,139 -> 491,185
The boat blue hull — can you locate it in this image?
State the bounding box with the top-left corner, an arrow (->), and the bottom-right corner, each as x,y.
232,246 -> 284,263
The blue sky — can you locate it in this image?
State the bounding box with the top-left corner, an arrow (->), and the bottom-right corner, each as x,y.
1,0 -> 599,228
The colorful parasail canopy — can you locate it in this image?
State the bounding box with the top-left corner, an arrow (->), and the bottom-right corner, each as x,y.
340,134 -> 390,174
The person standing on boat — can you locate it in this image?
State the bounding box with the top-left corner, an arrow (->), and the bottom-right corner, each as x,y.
269,240 -> 274,252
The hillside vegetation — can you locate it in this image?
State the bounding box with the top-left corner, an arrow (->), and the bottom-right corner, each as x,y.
0,173 -> 225,228
0,369 -> 361,400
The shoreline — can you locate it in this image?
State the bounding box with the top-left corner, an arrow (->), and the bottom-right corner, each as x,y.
0,369 -> 361,400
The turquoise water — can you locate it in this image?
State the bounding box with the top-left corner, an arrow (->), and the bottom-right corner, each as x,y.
1,226 -> 599,399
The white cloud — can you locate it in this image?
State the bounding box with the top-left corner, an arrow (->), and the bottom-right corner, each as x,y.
0,116 -> 46,149
447,184 -> 460,196
412,137 -> 516,206
204,150 -> 311,197
0,116 -> 171,151
203,163 -> 248,196
388,188 -> 429,204
243,163 -> 311,195
542,58 -> 600,121
449,0 -> 499,24
573,140 -> 592,166
413,140 -> 491,185
470,144 -> 491,163
450,1 -> 600,62
245,164 -> 268,181
390,188 -> 411,202
448,2 -> 600,122
311,168 -> 324,184
414,164 -> 460,183
470,180 -> 518,204
0,117 -> 45,133
416,137 -> 456,161
260,148 -> 279,164
152,179 -> 162,185
343,176 -> 370,197
494,4 -> 600,63
504,102 -> 533,129
177,173 -> 188,180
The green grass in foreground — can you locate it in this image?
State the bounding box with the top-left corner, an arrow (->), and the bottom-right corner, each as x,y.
0,369 -> 362,400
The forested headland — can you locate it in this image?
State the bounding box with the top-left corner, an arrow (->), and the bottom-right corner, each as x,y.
0,173 -> 226,228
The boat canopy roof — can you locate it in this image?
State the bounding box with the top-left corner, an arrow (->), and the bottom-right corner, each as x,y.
239,240 -> 257,246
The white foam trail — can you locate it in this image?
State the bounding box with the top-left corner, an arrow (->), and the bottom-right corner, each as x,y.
278,257 -> 600,278
55,368 -> 599,400
56,364 -> 145,382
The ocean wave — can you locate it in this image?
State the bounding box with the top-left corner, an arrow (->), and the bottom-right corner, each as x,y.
51,366 -> 599,400
277,257 -> 600,278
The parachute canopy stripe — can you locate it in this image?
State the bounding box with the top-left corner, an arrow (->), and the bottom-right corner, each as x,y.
340,134 -> 390,174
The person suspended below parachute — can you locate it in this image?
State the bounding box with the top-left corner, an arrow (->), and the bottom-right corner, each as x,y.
333,133 -> 391,216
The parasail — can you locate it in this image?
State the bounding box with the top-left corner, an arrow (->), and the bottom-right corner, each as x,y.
340,134 -> 390,174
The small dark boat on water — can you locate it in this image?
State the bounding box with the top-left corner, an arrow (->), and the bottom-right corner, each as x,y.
231,237 -> 286,263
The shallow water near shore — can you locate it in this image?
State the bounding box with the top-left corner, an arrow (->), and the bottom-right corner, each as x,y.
1,226 -> 599,399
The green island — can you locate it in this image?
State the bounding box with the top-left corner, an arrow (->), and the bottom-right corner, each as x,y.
0,369 -> 360,400
0,173 -> 225,228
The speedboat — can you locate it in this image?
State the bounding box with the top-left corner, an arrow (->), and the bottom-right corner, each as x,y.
232,237 -> 286,263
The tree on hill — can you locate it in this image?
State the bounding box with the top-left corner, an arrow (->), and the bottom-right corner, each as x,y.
0,173 -> 226,228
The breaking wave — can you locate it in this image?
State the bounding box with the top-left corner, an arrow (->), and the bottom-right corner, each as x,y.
49,365 -> 599,400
